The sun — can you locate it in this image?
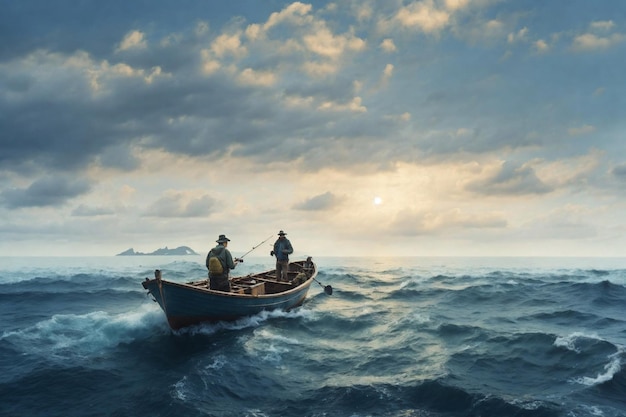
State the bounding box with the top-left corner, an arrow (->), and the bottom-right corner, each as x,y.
373,196 -> 383,205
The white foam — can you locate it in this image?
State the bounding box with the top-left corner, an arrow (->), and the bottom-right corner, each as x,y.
510,399 -> 546,410
1,303 -> 167,361
578,405 -> 606,416
573,350 -> 623,386
205,355 -> 227,370
253,328 -> 301,345
171,376 -> 188,401
243,409 -> 270,417
259,343 -> 290,364
554,332 -> 603,353
175,307 -> 315,337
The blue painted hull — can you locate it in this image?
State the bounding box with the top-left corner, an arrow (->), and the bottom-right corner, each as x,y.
142,260 -> 316,329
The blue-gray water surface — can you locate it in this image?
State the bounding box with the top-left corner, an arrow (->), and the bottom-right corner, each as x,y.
1,256 -> 625,417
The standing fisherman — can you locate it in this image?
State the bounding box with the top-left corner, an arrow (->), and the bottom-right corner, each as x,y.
206,234 -> 241,291
270,230 -> 293,281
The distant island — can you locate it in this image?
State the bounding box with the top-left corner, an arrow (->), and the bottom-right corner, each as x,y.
116,246 -> 199,256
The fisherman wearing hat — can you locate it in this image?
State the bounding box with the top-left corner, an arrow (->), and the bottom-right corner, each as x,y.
206,234 -> 241,291
270,230 -> 293,281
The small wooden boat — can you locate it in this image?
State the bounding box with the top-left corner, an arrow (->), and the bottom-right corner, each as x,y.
142,258 -> 319,330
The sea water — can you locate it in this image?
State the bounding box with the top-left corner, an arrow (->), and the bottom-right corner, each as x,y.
0,256 -> 625,417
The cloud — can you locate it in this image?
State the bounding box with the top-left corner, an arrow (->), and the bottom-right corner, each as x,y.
590,20 -> 615,31
116,30 -> 147,52
264,2 -> 313,31
303,26 -> 366,59
380,63 -> 394,86
533,151 -> 602,189
383,63 -> 394,78
394,0 -> 451,33
508,27 -> 529,43
572,33 -> 625,51
384,112 -> 411,122
568,124 -> 595,136
144,192 -> 217,218
1,1 -> 388,178
593,87 -> 605,96
380,38 -> 397,53
0,49 -> 171,173
390,207 -> 507,236
571,22 -> 625,51
612,164 -> 626,180
211,32 -> 247,58
293,191 -> 342,211
238,68 -> 277,86
2,1 -> 626,257
533,39 -> 549,53
72,204 -> 116,216
465,161 -> 552,196
97,144 -> 141,171
444,0 -> 470,12
519,205 -> 599,239
1,176 -> 91,209
317,96 -> 367,113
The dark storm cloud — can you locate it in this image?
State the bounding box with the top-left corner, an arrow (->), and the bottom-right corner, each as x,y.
4,1 -> 448,183
2,0 -> 624,184
0,53 -> 275,173
0,176 -> 91,208
0,1 -> 334,175
0,56 -> 401,177
0,1 -> 426,179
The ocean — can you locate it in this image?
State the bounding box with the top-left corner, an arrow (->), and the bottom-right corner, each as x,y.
0,256 -> 625,417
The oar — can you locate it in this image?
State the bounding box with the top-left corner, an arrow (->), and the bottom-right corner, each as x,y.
312,277 -> 333,295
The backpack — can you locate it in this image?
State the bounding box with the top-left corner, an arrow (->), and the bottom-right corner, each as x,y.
208,255 -> 224,274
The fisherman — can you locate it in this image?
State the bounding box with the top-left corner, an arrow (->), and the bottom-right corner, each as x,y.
270,230 -> 293,281
206,234 -> 241,291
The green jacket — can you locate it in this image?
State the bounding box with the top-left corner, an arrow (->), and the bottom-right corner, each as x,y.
206,244 -> 235,275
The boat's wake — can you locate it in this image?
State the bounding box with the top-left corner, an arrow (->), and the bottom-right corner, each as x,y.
174,307 -> 316,336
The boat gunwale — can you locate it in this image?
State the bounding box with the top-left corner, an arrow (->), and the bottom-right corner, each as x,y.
146,275 -> 314,299
142,260 -> 317,299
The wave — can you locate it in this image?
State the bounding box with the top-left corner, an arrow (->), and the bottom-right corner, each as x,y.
294,380 -> 563,417
174,308 -> 317,337
552,332 -> 624,390
0,274 -> 142,294
526,309 -> 601,325
3,258 -> 626,417
572,350 -> 623,386
165,374 -> 565,417
0,304 -> 169,364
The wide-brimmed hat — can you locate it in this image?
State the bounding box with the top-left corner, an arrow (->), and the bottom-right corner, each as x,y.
216,234 -> 230,243
278,230 -> 287,236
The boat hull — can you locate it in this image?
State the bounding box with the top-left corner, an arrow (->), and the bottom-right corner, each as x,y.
142,260 -> 316,329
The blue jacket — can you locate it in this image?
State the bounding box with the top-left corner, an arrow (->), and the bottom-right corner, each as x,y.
273,237 -> 293,261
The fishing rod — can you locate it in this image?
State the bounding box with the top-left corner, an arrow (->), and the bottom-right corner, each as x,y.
237,234 -> 274,260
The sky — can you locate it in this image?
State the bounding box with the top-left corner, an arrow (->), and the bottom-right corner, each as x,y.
1,0 -> 625,257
